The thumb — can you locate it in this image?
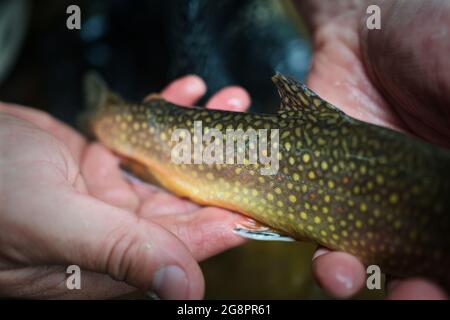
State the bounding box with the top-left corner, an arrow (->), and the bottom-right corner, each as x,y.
12,187 -> 204,299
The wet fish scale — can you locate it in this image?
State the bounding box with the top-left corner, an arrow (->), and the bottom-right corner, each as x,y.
82,72 -> 450,287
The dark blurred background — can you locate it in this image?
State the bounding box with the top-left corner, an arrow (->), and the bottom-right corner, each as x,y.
0,0 -> 310,123
0,0 -> 384,299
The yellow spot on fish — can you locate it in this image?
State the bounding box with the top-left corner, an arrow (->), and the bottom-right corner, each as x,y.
267,193 -> 274,201
355,220 -> 363,228
284,142 -> 291,151
120,121 -> 128,130
373,209 -> 381,217
289,195 -> 297,203
376,174 -> 384,185
308,171 -> 316,179
275,187 -> 282,195
389,193 -> 399,204
321,161 -> 329,171
314,216 -> 321,224
302,153 -> 310,163
293,173 -> 300,181
360,203 -> 367,212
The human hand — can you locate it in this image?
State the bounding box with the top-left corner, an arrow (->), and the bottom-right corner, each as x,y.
293,0 -> 449,299
0,75 -> 250,299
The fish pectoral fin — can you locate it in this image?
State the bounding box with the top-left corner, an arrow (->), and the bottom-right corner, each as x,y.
233,223 -> 295,242
119,156 -> 164,188
272,72 -> 345,117
143,93 -> 165,103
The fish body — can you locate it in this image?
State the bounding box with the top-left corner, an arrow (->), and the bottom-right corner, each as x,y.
82,73 -> 450,287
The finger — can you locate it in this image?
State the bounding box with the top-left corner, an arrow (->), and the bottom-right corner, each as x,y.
81,143 -> 140,212
153,207 -> 248,261
10,187 -> 204,299
312,249 -> 366,298
0,103 -> 86,161
123,172 -> 201,215
138,192 -> 201,216
145,75 -> 206,106
206,86 -> 251,112
387,278 -> 448,300
127,175 -> 161,198
0,264 -> 136,299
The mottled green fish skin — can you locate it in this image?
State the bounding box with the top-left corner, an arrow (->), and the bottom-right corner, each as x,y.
83,73 -> 450,288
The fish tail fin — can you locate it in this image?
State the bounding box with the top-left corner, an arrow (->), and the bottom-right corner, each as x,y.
78,71 -> 123,137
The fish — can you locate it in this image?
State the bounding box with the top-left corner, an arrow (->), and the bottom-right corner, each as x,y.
81,72 -> 450,288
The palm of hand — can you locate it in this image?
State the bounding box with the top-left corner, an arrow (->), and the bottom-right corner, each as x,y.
0,76 -> 250,299
303,1 -> 449,299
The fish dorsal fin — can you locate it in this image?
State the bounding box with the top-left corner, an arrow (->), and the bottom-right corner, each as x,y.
271,73 -> 344,117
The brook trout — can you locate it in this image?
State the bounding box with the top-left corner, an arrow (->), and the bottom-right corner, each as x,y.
82,73 -> 450,288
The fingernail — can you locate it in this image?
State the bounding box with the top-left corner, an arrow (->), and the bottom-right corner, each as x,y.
227,97 -> 243,108
146,291 -> 161,300
335,270 -> 354,291
185,75 -> 206,95
312,248 -> 329,260
152,265 -> 188,300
